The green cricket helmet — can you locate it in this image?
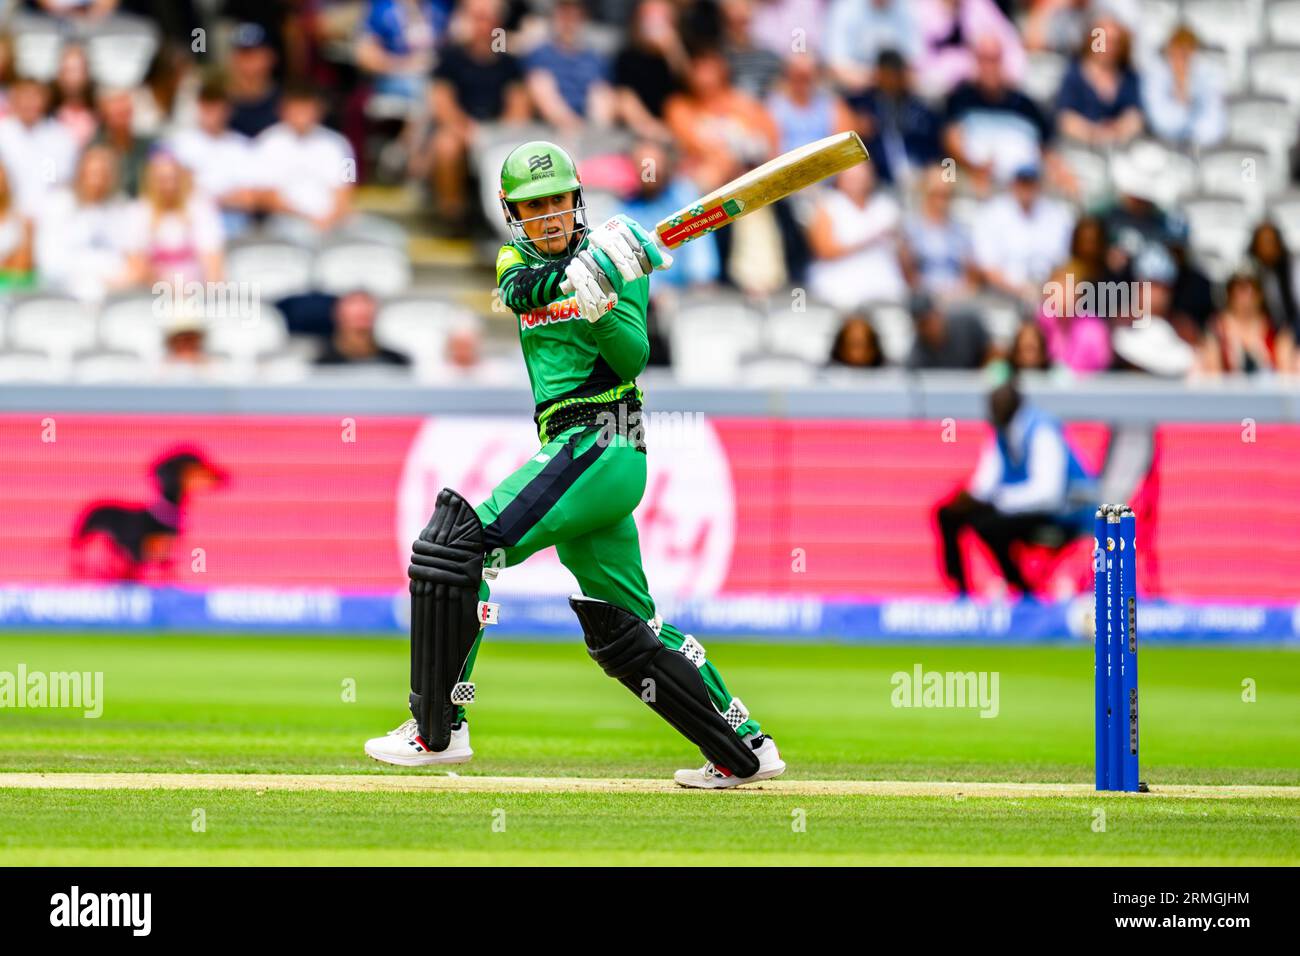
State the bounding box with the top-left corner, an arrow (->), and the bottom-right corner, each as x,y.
498,140 -> 589,264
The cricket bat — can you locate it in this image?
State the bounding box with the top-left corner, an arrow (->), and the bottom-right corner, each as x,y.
654,130 -> 869,249
560,131 -> 869,293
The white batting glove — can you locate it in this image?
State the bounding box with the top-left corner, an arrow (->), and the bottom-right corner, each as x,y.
589,217 -> 654,283
564,253 -> 617,323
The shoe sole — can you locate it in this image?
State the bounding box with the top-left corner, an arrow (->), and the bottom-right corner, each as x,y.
364,746 -> 473,767
675,760 -> 787,789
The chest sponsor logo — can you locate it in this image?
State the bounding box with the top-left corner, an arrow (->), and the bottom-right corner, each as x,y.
520,297 -> 580,330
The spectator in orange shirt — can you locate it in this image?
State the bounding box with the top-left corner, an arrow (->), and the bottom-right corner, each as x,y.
663,44 -> 778,194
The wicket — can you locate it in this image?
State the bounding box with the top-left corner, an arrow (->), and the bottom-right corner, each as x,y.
1094,504 -> 1146,792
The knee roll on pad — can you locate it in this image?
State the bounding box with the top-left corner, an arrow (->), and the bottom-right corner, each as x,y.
407,488 -> 491,752
569,595 -> 760,779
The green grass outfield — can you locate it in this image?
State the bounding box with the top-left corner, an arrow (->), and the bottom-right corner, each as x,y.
0,632 -> 1297,865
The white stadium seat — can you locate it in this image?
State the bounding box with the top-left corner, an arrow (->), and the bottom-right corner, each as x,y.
1055,143 -> 1111,208
4,295 -> 97,359
72,351 -> 153,384
314,240 -> 412,296
204,304 -> 290,364
1181,192 -> 1252,270
1182,0 -> 1265,89
741,354 -> 817,386
1248,45 -> 1300,108
765,301 -> 840,365
670,295 -> 763,385
98,293 -> 168,360
84,15 -> 160,89
1022,51 -> 1068,107
1225,94 -> 1297,177
867,301 -> 914,365
226,240 -> 313,301
1110,139 -> 1198,208
0,351 -> 64,383
375,296 -> 477,370
1196,142 -> 1276,215
10,16 -> 63,82
1265,0 -> 1300,43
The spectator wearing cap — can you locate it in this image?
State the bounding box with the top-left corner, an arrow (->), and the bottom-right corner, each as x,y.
611,0 -> 688,142
425,0 -> 531,231
124,149 -> 224,287
51,44 -> 97,148
254,84 -> 356,237
0,77 -> 78,217
972,162 -> 1074,305
719,0 -> 784,100
850,49 -> 942,188
168,76 -> 260,238
35,144 -> 135,301
1200,270 -> 1294,375
765,54 -> 855,157
1100,147 -> 1188,279
1055,15 -> 1143,148
227,22 -> 281,139
902,163 -> 977,304
942,34 -> 1054,193
161,312 -> 210,370
915,0 -> 1026,98
315,291 -> 412,367
824,0 -> 918,95
1113,241 -> 1199,376
91,86 -> 154,197
906,291 -> 992,370
0,163 -> 33,288
525,0 -> 615,132
750,0 -> 825,60
806,159 -> 907,310
1141,25 -> 1225,148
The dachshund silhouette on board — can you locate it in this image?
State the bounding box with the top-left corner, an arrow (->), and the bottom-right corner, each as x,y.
72,449 -> 226,581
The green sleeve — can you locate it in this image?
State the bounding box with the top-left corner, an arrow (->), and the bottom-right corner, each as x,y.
588,275 -> 650,381
495,244 -> 569,313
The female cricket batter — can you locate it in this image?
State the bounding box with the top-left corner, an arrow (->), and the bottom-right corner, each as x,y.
364,141 -> 784,787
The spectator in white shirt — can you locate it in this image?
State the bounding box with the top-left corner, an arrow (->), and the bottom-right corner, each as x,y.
0,77 -> 78,217
903,163 -> 977,303
254,84 -> 356,238
1141,25 -> 1226,149
972,163 -> 1074,305
168,77 -> 260,238
36,144 -> 136,301
806,160 -> 908,309
124,149 -> 224,288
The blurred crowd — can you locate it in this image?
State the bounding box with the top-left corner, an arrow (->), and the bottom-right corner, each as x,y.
0,0 -> 1298,382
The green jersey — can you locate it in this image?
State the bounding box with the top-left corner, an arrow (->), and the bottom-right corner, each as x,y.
496,235 -> 650,443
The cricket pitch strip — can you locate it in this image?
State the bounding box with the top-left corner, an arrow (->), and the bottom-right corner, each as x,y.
1,773 -> 1296,799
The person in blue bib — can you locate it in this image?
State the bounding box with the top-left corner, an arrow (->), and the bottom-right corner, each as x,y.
937,381 -> 1096,596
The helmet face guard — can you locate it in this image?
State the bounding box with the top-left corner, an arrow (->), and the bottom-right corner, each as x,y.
499,187 -> 589,265
498,140 -> 587,265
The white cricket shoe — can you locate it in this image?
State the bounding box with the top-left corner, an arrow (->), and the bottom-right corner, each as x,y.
674,734 -> 786,789
364,717 -> 473,767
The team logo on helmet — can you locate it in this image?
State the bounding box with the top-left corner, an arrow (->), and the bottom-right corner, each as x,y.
527,154 -> 554,178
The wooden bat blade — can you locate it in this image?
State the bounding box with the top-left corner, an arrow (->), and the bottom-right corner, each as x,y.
655,131 -> 869,249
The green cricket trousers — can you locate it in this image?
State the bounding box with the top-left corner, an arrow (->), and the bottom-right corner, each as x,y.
458,423 -> 760,736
